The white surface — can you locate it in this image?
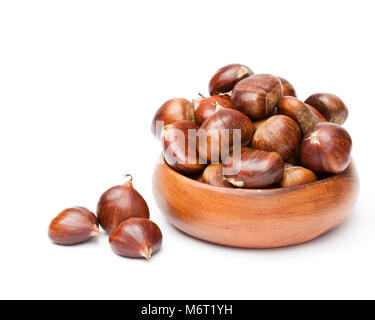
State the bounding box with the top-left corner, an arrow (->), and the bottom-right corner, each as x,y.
0,0 -> 374,300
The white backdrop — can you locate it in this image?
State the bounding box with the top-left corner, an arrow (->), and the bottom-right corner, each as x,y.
0,0 -> 374,299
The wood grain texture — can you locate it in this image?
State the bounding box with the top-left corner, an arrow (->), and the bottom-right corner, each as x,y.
153,156 -> 359,248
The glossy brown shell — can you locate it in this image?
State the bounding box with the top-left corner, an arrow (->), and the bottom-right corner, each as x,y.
48,206 -> 99,245
231,74 -> 283,119
279,77 -> 297,97
209,64 -> 254,95
109,218 -> 162,259
97,180 -> 150,233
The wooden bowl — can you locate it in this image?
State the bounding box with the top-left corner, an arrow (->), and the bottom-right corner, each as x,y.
152,157 -> 359,248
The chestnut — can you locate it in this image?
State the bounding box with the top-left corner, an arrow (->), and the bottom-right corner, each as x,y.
306,104 -> 327,122
277,96 -> 305,120
48,207 -> 100,245
280,164 -> 318,188
151,98 -> 195,139
193,96 -> 232,126
109,217 -> 162,260
231,74 -> 283,119
222,147 -> 284,188
305,93 -> 348,124
252,117 -> 271,133
161,120 -> 206,174
209,64 -> 254,96
202,163 -> 233,188
300,122 -> 352,174
279,77 -> 297,97
277,96 -> 322,133
97,175 -> 150,233
198,106 -> 253,162
251,115 -> 301,160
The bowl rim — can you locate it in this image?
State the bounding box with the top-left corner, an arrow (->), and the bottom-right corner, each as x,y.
158,155 -> 354,196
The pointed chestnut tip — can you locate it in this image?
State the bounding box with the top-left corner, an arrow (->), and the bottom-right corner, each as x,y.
139,246 -> 152,260
192,98 -> 201,108
123,174 -> 133,183
90,225 -> 101,237
215,103 -> 225,113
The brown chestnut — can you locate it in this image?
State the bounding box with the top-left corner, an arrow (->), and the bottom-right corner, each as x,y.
280,164 -> 318,188
306,104 -> 327,122
97,175 -> 150,233
279,77 -> 297,97
277,96 -> 305,120
151,98 -> 195,139
277,96 -> 322,134
48,207 -> 100,245
252,117 -> 271,133
198,106 -> 253,162
305,93 -> 348,124
193,96 -> 232,126
209,64 -> 254,96
231,74 -> 283,119
300,122 -> 352,174
202,163 -> 233,188
251,115 -> 301,160
109,218 -> 162,260
223,147 -> 284,188
161,120 -> 206,174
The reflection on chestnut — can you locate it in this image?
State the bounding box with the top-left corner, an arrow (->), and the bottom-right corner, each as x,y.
251,115 -> 301,160
280,164 -> 318,188
223,147 -> 284,188
97,175 -> 150,233
193,96 -> 232,126
161,120 -> 206,175
151,98 -> 195,139
305,93 -> 348,125
48,207 -> 100,245
202,163 -> 233,188
300,122 -> 352,174
279,77 -> 296,97
209,64 -> 254,96
231,74 -> 283,119
198,106 -> 253,162
109,218 -> 162,260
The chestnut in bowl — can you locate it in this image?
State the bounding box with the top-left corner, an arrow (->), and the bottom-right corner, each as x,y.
151,98 -> 195,139
202,163 -> 233,188
222,147 -> 284,188
300,122 -> 352,174
161,120 -> 206,175
231,74 -> 283,119
193,96 -> 232,126
153,156 -> 359,248
306,105 -> 327,122
305,93 -> 348,125
209,64 -> 254,96
251,115 -> 301,160
279,77 -> 297,97
198,106 -> 253,162
277,96 -> 323,134
280,164 -> 318,188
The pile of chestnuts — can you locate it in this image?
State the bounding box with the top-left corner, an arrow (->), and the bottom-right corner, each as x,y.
48,175 -> 162,260
151,63 -> 352,189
